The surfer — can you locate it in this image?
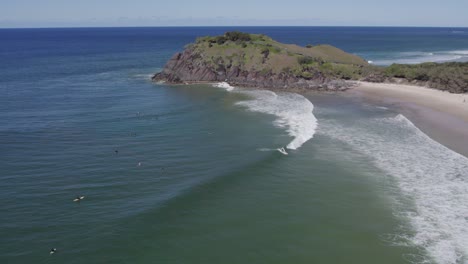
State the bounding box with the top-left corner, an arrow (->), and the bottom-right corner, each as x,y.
277,147 -> 288,155
73,195 -> 85,202
50,248 -> 57,255
115,150 -> 119,154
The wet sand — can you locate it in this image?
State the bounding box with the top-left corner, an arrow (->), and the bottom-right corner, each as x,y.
348,82 -> 468,157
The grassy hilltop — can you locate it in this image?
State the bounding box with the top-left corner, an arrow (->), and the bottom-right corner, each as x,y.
191,31 -> 369,80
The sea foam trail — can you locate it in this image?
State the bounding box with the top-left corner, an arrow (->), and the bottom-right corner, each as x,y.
132,73 -> 154,81
320,114 -> 468,264
213,82 -> 317,150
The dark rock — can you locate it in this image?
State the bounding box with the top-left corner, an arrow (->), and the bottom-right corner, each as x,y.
152,47 -> 351,91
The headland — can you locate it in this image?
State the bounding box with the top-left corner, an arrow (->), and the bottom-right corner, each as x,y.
154,31 -> 468,156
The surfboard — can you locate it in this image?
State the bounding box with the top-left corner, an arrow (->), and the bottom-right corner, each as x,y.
73,196 -> 85,202
277,147 -> 288,155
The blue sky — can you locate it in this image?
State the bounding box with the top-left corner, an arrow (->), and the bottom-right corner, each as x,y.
1,0 -> 467,28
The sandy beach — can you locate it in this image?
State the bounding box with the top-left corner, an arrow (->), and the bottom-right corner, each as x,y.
348,81 -> 468,157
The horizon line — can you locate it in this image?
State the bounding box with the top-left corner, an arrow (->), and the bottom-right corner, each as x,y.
1,25 -> 468,30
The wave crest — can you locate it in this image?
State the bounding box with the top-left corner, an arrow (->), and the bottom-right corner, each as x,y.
213,83 -> 317,150
236,90 -> 317,150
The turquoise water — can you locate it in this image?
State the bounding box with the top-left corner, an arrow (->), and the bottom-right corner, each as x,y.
1,27 -> 468,264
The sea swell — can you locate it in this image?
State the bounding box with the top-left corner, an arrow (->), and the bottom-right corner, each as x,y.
370,50 -> 468,65
214,82 -> 318,150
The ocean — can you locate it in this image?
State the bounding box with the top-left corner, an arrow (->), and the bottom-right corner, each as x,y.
1,27 -> 468,264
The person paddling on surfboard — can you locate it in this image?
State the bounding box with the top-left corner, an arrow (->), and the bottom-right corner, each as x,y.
73,195 -> 85,202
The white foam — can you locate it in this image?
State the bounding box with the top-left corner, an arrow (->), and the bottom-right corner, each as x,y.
447,50 -> 468,55
236,90 -> 317,150
376,106 -> 389,110
320,114 -> 468,264
375,54 -> 463,65
133,74 -> 154,80
214,82 -> 235,91
277,147 -> 289,155
212,83 -> 318,150
257,148 -> 274,152
370,50 -> 468,65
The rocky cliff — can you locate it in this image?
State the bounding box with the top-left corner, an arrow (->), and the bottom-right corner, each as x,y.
153,32 -> 369,91
153,31 -> 468,93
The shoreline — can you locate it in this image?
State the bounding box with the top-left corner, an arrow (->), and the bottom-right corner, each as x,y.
159,79 -> 468,157
347,81 -> 468,157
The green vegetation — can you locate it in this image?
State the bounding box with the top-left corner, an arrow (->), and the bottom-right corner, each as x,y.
382,62 -> 468,93
193,31 -> 368,78
190,32 -> 468,93
197,31 -> 251,45
298,56 -> 317,65
224,31 -> 252,41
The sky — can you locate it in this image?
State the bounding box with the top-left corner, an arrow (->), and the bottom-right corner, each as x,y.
1,0 -> 467,28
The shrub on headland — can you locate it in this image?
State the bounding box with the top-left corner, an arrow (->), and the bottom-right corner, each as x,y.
298,56 -> 316,65
384,62 -> 468,93
199,31 -> 252,45
224,31 -> 251,42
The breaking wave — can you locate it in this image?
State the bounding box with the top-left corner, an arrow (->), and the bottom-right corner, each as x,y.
213,82 -> 318,150
214,82 -> 235,91
320,114 -> 468,264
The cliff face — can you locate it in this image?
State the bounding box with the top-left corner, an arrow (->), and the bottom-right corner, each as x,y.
153,49 -> 217,83
153,32 -> 368,91
153,48 -> 352,90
